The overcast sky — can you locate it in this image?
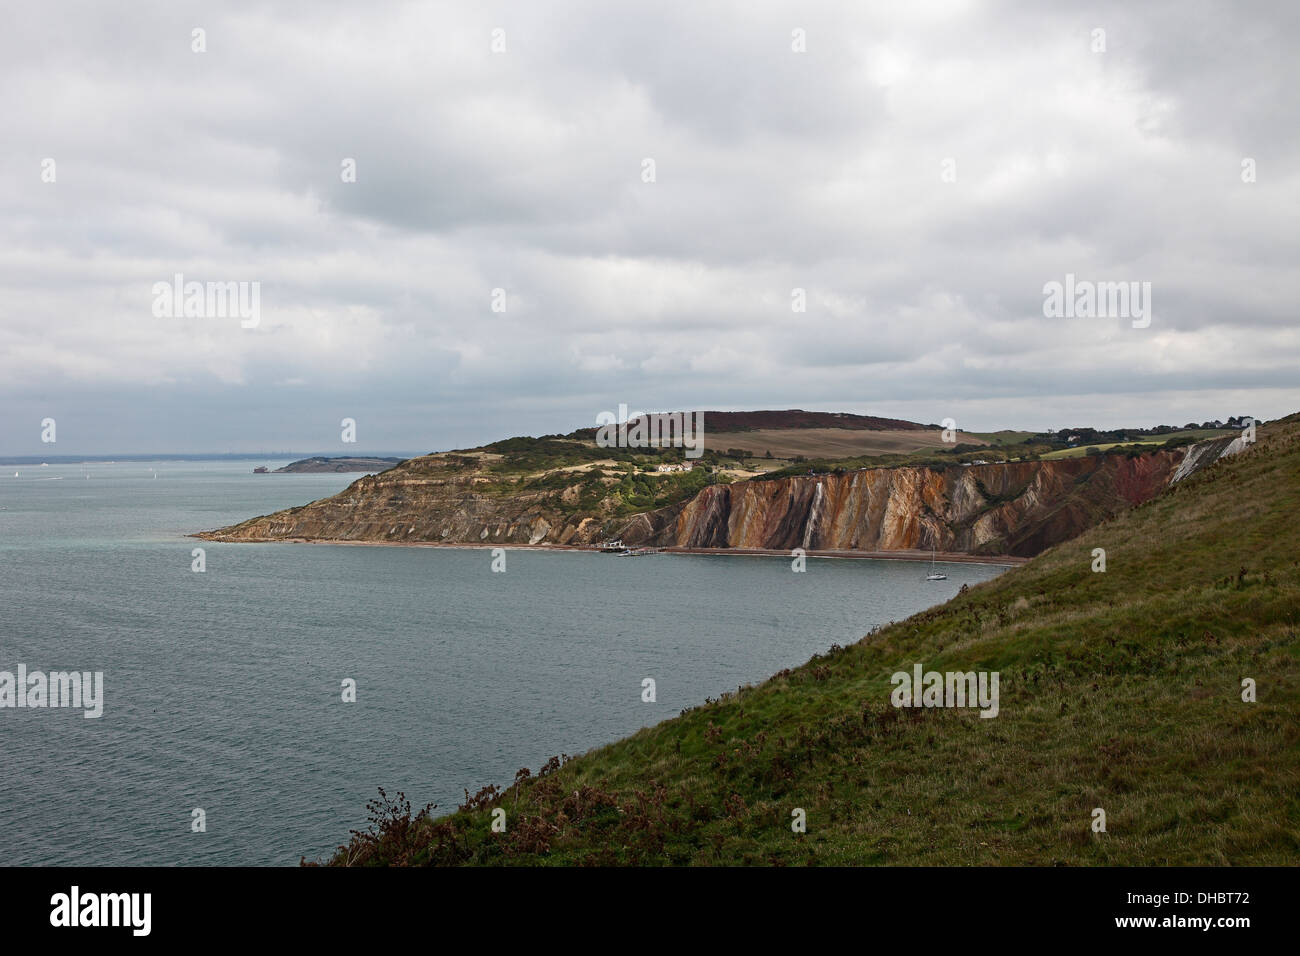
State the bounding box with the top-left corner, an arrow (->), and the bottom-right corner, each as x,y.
2,0 -> 1296,455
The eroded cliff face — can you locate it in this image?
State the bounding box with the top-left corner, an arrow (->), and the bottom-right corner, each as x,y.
1169,435 -> 1248,483
199,439 -> 1242,558
631,452 -> 1183,556
200,464 -> 612,547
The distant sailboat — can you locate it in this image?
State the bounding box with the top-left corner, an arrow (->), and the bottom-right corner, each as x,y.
925,550 -> 948,581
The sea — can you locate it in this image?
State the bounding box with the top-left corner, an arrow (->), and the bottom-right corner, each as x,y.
0,459 -> 1008,865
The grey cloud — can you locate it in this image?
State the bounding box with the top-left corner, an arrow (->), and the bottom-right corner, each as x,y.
0,0 -> 1296,455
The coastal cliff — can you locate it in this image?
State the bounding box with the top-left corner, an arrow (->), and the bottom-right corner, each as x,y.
198,436 -> 1245,558
319,417 -> 1297,867
636,453 -> 1178,556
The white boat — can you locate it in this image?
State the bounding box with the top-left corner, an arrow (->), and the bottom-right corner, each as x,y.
925,550 -> 948,581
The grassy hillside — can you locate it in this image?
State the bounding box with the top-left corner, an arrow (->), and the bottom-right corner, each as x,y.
324,417 -> 1299,866
1039,430 -> 1236,461
701,427 -> 985,461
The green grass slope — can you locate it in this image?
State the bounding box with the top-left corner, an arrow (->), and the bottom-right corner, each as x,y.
326,416 -> 1300,866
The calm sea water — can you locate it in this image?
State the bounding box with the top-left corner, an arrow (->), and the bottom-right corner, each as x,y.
0,460 -> 1006,865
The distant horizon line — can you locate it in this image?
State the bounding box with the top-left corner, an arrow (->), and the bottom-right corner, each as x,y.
0,452 -> 423,465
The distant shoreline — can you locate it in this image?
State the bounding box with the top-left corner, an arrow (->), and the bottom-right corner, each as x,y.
187,534 -> 1027,566
0,453 -> 416,465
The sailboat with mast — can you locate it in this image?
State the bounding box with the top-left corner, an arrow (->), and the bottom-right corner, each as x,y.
925,550 -> 948,581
